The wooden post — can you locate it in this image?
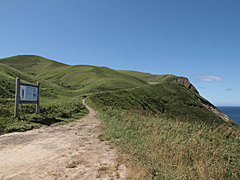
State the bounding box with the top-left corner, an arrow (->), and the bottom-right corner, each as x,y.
36,82 -> 40,114
15,77 -> 20,117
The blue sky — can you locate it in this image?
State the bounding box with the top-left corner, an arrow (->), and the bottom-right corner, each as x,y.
0,0 -> 239,106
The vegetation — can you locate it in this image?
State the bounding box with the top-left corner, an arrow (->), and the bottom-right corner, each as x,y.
88,82 -> 227,126
0,57 -> 89,134
0,55 -> 149,134
1,55 -> 239,179
0,96 -> 88,134
0,55 -> 147,92
86,98 -> 240,179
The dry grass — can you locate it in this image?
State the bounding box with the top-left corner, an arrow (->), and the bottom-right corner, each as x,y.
96,165 -> 118,179
65,155 -> 87,168
95,108 -> 240,179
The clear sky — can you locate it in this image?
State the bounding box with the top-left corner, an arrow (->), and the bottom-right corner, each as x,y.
0,0 -> 239,106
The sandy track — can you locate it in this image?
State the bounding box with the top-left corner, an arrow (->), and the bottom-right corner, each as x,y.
0,99 -> 127,180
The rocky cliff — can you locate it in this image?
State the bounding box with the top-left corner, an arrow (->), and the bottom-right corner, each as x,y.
197,97 -> 235,124
173,78 -> 236,125
172,78 -> 199,94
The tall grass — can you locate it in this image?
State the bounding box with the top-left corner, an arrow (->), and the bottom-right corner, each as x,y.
86,99 -> 240,179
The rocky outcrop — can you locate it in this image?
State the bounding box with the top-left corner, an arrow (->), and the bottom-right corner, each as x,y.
172,78 -> 199,94
197,98 -> 233,123
173,77 -> 237,125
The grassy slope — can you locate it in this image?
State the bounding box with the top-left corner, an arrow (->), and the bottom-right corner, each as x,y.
86,85 -> 240,179
89,81 -> 229,126
0,55 -> 235,131
0,55 -> 147,134
86,70 -> 239,179
85,102 -> 240,179
0,55 -> 147,93
0,58 -> 88,134
0,55 -> 69,76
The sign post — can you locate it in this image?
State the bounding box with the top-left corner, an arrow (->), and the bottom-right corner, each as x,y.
15,78 -> 20,117
15,78 -> 40,117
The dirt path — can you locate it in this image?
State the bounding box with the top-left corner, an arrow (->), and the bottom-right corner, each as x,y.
0,99 -> 127,180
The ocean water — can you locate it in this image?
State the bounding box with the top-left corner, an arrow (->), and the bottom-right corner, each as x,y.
217,106 -> 240,126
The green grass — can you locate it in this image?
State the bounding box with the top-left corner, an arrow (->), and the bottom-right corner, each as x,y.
0,55 -> 69,76
0,55 -> 150,134
0,97 -> 88,134
86,82 -> 239,179
0,55 -> 149,134
0,55 -> 236,134
86,98 -> 240,180
0,57 -> 91,134
88,81 -> 229,126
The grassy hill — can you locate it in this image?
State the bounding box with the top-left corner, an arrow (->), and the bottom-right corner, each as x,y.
85,76 -> 240,179
0,57 -> 89,133
0,55 -> 149,133
0,62 -> 66,99
0,55 -> 239,179
0,55 -> 237,130
0,55 -> 147,93
0,55 -> 69,76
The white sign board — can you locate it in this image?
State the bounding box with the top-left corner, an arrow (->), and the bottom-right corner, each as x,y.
20,85 -> 38,101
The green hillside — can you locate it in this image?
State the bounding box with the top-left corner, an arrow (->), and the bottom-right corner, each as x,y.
86,97 -> 240,179
0,55 -> 236,131
0,62 -> 66,98
0,55 -> 147,93
0,55 -> 239,179
0,55 -> 148,134
88,82 -> 226,125
0,55 -> 69,75
0,57 -> 89,133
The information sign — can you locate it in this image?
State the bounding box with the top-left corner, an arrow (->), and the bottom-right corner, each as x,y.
20,85 -> 38,101
15,77 -> 40,117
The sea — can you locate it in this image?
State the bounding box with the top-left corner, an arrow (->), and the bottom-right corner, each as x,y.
217,106 -> 240,126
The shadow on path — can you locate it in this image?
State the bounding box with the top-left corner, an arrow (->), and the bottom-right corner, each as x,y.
31,118 -> 63,126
